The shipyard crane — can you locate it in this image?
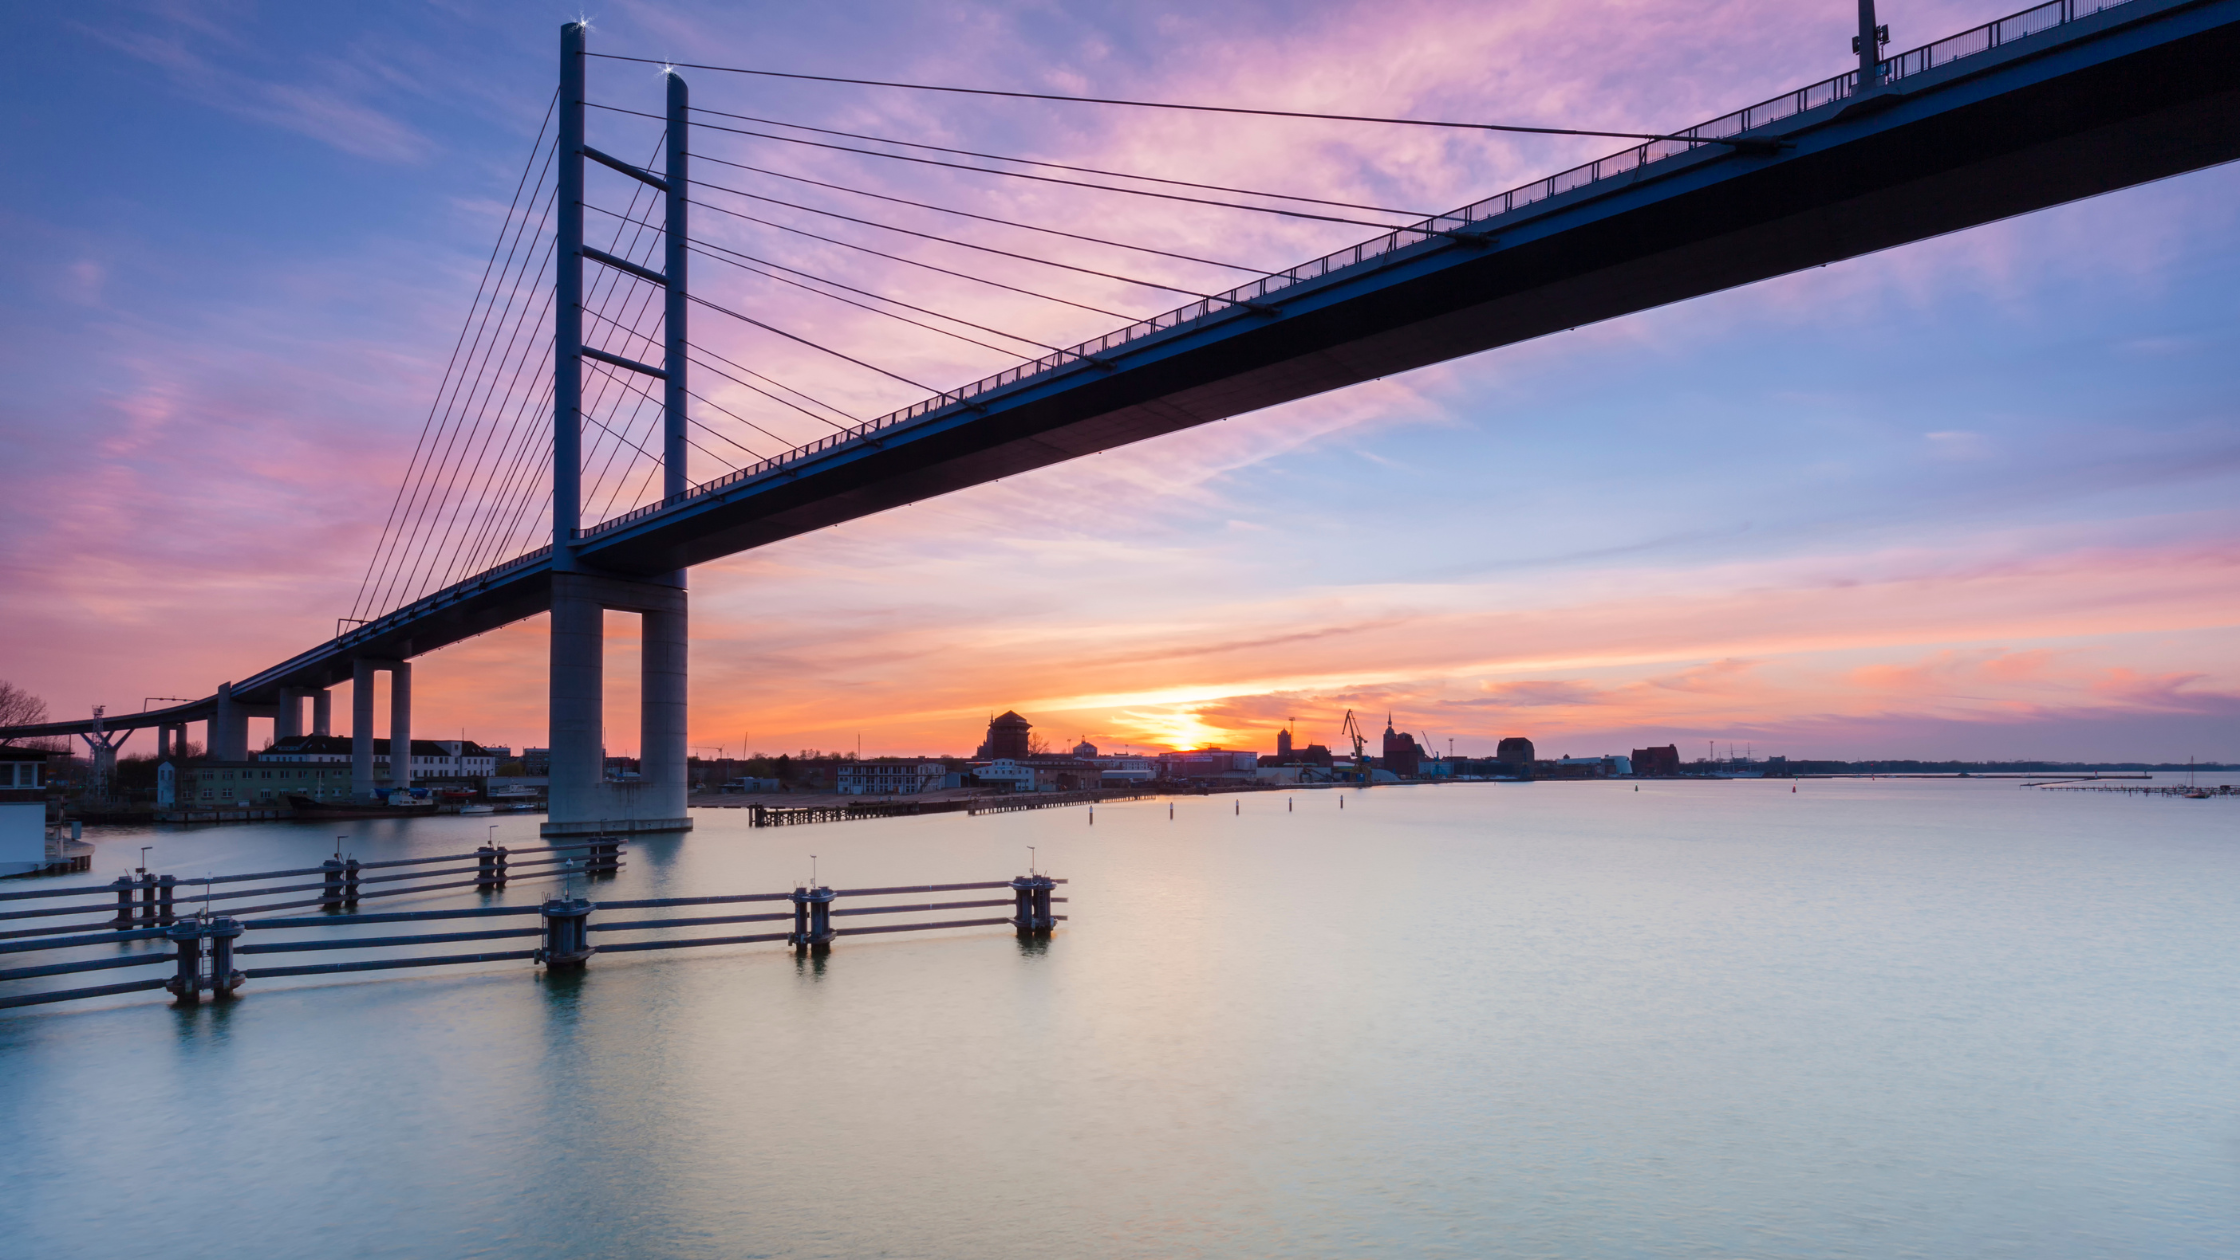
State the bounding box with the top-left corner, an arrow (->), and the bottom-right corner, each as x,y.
1339,710 -> 1370,785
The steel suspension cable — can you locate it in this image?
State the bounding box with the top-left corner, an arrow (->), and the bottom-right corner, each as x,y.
363,149 -> 560,619
578,365 -> 684,464
573,308 -> 780,457
576,306 -> 798,447
388,187 -> 565,612
374,151 -> 562,617
688,182 -> 1224,301
585,194 -> 1073,355
428,279 -> 559,593
581,361 -> 742,469
687,292 -> 933,392
414,287 -> 556,594
350,91 -> 556,623
641,107 -> 1413,230
573,135 -> 679,526
685,354 -> 849,435
685,149 -> 1265,273
580,222 -> 676,523
469,396 -> 557,575
466,172 -> 666,578
679,105 -> 1433,216
451,369 -> 555,583
684,340 -> 858,426
373,174 -> 559,614
684,240 -> 1067,358
677,198 -> 1134,319
584,53 -> 1769,149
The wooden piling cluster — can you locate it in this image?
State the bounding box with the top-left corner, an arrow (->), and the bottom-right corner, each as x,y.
0,845 -> 1067,1014
1010,875 -> 1058,936
165,916 -> 243,1004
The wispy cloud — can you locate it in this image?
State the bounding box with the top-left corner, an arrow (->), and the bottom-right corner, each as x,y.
78,10 -> 432,162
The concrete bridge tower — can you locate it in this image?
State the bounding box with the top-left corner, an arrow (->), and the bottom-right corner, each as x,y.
544,22 -> 692,838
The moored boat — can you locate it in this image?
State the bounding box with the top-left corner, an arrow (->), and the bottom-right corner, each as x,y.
286,795 -> 440,819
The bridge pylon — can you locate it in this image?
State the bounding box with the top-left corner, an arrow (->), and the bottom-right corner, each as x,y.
76,706 -> 130,803
544,21 -> 693,838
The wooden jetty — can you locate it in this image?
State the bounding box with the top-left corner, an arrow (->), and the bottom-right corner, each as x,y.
0,841 -> 1065,1014
2028,781 -> 2233,797
747,783 -> 1215,828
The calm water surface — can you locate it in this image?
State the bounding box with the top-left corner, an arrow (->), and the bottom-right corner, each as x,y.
4,779 -> 2237,1258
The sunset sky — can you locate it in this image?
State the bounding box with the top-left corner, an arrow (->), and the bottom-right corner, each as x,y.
1,0 -> 2235,763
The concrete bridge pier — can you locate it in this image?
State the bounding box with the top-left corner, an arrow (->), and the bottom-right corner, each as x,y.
544,572 -> 690,838
390,662 -> 411,791
276,688 -> 303,742
312,688 -> 331,736
349,660 -> 411,799
211,682 -> 249,762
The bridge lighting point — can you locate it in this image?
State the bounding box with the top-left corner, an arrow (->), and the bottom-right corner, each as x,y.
1856,1 -> 1889,87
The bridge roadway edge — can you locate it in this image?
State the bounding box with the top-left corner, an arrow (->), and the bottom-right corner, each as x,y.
8,0 -> 2237,736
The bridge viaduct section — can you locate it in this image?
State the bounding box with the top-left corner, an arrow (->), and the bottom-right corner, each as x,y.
6,0 -> 2237,835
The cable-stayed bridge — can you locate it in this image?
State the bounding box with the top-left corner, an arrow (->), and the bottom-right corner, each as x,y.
8,0 -> 2237,835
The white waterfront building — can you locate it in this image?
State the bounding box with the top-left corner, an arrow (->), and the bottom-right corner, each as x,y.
260,735 -> 498,779
835,761 -> 949,795
1,749 -> 46,875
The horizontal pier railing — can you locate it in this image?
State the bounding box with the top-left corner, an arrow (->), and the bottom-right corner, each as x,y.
0,840 -> 623,941
0,842 -> 1069,1014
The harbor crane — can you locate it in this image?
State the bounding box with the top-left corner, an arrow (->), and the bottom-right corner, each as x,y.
1339,710 -> 1370,785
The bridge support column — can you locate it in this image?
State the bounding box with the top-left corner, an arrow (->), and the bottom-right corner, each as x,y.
641,598 -> 688,828
311,688 -> 331,737
389,661 -> 412,793
351,660 -> 377,798
547,578 -> 604,832
213,682 -> 247,762
544,572 -> 692,838
276,688 -> 303,742
349,660 -> 409,797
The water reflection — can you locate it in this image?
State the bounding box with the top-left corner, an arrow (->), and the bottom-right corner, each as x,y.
4,783 -> 2239,1259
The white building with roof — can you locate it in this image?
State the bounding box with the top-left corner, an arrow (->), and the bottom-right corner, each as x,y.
1,749 -> 48,874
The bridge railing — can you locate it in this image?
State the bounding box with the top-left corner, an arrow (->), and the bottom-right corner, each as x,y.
568,0 -> 2144,552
